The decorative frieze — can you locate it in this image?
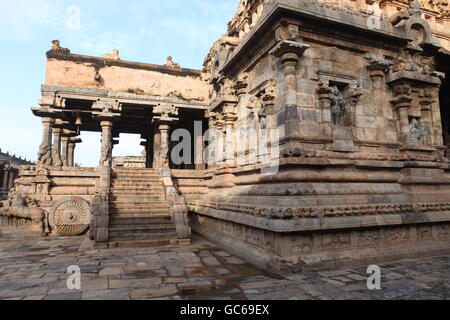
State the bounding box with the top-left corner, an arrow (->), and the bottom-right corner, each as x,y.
190,200 -> 450,219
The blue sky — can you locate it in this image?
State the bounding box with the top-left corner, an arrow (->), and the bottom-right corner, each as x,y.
0,0 -> 237,166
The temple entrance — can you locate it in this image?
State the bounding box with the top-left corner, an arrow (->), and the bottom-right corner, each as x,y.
112,134 -> 146,169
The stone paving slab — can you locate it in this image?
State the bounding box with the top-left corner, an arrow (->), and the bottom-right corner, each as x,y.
0,229 -> 449,300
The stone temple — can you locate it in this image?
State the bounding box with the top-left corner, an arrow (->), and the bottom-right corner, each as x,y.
1,0 -> 450,274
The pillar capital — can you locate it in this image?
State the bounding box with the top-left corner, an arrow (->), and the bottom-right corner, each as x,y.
100,120 -> 114,128
41,117 -> 55,124
269,40 -> 309,60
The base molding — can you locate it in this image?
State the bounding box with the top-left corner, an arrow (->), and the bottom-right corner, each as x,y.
191,212 -> 450,275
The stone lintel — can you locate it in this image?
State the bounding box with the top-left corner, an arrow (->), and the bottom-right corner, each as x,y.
40,85 -> 209,110
387,70 -> 442,86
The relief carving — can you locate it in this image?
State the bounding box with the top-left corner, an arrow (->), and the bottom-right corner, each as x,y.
322,232 -> 351,249
292,234 -> 313,253
434,224 -> 450,240
358,229 -> 381,246
386,227 -> 409,243
417,226 -> 433,241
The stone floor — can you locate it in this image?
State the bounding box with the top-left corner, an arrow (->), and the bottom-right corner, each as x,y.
0,227 -> 449,300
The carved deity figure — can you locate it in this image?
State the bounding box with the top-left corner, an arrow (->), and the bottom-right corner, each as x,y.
330,86 -> 346,126
37,144 -> 53,166
258,105 -> 267,130
410,118 -> 425,145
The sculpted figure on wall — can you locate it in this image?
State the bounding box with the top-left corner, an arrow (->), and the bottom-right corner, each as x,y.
410,118 -> 425,145
330,86 -> 346,126
258,105 -> 268,130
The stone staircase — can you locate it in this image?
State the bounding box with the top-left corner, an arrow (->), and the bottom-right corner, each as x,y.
108,168 -> 180,248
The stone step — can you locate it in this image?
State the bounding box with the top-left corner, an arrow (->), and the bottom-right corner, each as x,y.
109,224 -> 176,232
114,168 -> 160,172
110,216 -> 173,225
109,190 -> 166,196
109,230 -> 178,241
109,208 -> 171,215
109,202 -> 170,209
112,173 -> 161,178
108,238 -> 183,248
108,169 -> 180,245
111,179 -> 163,184
110,184 -> 166,192
109,196 -> 167,202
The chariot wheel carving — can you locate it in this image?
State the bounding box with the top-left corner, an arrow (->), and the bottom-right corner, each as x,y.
49,197 -> 91,236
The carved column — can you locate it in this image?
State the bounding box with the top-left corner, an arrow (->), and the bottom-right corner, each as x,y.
391,82 -> 413,144
419,87 -> 433,146
0,163 -> 4,189
429,86 -> 444,146
99,121 -> 113,167
153,123 -> 162,169
195,134 -> 205,170
205,111 -> 218,169
269,38 -> 309,143
8,169 -> 16,189
67,141 -> 75,167
223,104 -> 238,165
2,165 -> 10,190
52,127 -> 63,167
37,117 -> 54,166
61,137 -> 69,167
159,123 -> 171,169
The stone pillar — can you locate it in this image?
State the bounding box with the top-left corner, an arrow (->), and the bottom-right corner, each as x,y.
390,82 -> 413,144
224,105 -> 238,165
37,117 -> 54,166
52,128 -> 63,166
67,141 -> 75,167
205,112 -> 217,169
2,166 -> 10,190
153,125 -> 162,168
195,134 -> 205,170
8,169 -> 16,189
269,38 -> 309,143
159,123 -> 171,168
147,135 -> 154,169
0,163 -> 4,189
61,137 -> 69,167
429,87 -> 444,146
99,121 -> 113,167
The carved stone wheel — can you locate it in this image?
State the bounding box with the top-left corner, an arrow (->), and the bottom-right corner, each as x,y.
49,197 -> 91,236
